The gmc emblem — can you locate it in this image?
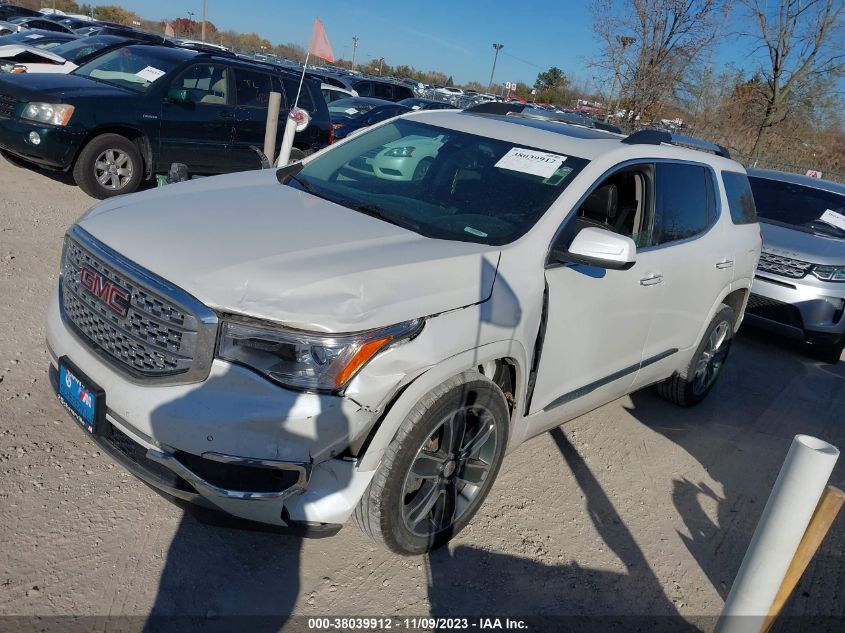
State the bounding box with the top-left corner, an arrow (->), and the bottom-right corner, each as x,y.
79,267 -> 130,317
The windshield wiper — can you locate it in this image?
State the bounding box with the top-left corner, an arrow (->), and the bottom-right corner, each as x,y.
807,219 -> 845,237
347,201 -> 423,233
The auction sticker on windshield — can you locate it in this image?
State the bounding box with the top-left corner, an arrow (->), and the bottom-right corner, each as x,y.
136,66 -> 166,83
495,147 -> 567,178
819,209 -> 845,232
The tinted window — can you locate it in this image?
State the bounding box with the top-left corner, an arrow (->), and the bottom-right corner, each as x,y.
352,81 -> 371,96
749,176 -> 845,238
722,171 -> 758,225
372,82 -> 393,99
280,78 -> 317,112
235,68 -> 272,107
393,85 -> 414,100
176,64 -> 230,105
653,163 -> 714,245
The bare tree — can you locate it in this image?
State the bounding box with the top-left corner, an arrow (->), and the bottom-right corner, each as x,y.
741,0 -> 845,158
591,0 -> 729,122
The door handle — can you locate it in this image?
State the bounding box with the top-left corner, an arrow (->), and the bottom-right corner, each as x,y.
219,111 -> 234,119
715,259 -> 734,270
640,274 -> 663,286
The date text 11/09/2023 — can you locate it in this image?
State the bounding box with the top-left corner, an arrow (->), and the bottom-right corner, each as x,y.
307,617 -> 529,630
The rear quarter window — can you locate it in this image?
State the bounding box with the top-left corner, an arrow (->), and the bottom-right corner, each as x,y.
721,171 -> 758,224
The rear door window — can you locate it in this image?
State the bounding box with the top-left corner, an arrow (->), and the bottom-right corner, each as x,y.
234,68 -> 272,108
722,171 -> 758,224
653,163 -> 715,245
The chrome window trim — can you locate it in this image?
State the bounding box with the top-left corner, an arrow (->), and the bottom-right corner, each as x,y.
60,224 -> 219,386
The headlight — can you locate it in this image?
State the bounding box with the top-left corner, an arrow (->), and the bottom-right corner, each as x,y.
384,146 -> 415,157
217,318 -> 424,391
21,102 -> 75,126
812,265 -> 845,282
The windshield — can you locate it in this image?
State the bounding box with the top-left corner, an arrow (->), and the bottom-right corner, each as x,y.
50,37 -> 115,63
749,176 -> 845,239
328,98 -> 380,116
74,46 -> 180,92
290,119 -> 588,245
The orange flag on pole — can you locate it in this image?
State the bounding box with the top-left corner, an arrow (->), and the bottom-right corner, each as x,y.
308,18 -> 334,63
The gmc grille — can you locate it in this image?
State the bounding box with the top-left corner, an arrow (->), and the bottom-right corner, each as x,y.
59,227 -> 218,384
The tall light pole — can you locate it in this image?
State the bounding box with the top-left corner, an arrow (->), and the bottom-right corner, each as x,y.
351,36 -> 359,71
200,0 -> 206,42
488,43 -> 503,92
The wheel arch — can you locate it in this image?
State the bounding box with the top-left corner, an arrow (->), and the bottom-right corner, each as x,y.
354,341 -> 527,472
73,126 -> 153,180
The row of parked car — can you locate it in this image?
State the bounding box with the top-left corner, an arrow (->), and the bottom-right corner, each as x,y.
0,5 -> 843,365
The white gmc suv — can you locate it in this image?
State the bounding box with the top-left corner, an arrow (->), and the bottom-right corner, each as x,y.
47,108 -> 761,555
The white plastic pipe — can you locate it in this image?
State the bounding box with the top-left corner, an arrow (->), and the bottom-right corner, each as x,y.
275,115 -> 298,168
716,435 -> 839,633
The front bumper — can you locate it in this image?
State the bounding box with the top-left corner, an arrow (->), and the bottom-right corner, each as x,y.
0,116 -> 83,170
46,290 -> 379,529
747,273 -> 845,343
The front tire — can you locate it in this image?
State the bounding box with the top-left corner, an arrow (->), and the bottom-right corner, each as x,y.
657,304 -> 735,407
354,372 -> 509,555
811,336 -> 845,364
73,134 -> 143,199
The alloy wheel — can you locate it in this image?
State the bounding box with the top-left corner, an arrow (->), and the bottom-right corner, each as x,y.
693,320 -> 731,396
401,404 -> 498,537
94,149 -> 133,190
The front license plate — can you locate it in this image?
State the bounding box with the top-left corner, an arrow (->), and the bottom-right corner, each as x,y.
57,358 -> 104,434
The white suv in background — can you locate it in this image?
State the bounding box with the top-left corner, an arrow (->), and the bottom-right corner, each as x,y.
46,108 -> 761,555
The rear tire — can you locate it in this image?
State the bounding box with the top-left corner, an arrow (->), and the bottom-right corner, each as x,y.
73,134 -> 143,199
354,372 -> 509,555
657,304 -> 736,407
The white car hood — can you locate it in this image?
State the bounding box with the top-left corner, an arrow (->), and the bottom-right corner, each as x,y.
0,44 -> 65,62
78,170 -> 500,332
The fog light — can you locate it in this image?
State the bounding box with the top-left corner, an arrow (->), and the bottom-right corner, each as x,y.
27,131 -> 41,145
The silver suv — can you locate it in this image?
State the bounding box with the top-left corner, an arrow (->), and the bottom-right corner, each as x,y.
746,169 -> 845,363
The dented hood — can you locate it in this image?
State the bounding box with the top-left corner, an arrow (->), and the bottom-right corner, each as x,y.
78,170 -> 500,332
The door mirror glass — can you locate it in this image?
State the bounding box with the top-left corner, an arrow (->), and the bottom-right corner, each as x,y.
560,226 -> 636,270
167,87 -> 189,103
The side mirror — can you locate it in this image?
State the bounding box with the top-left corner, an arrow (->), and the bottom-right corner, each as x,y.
555,226 -> 636,270
167,87 -> 189,103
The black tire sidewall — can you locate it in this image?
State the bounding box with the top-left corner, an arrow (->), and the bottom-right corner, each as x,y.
378,377 -> 509,555
73,134 -> 143,199
412,158 -> 433,181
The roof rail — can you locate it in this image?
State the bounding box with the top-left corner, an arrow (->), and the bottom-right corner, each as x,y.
621,129 -> 731,158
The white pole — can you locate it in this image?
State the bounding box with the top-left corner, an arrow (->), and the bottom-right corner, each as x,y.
276,52 -> 310,168
715,435 -> 839,633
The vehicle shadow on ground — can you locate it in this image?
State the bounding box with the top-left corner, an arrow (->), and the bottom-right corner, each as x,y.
426,428 -> 698,632
141,367 -> 354,633
625,327 -> 845,626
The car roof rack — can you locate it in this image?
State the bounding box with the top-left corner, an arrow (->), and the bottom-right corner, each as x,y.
621,129 -> 731,158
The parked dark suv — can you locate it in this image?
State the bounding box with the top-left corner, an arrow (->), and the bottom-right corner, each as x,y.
0,45 -> 332,198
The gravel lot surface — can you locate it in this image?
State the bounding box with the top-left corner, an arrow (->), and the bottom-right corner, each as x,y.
0,156 -> 842,632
